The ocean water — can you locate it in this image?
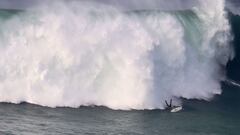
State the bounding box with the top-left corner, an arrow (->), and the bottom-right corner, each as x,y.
0,83 -> 239,135
0,0 -> 239,134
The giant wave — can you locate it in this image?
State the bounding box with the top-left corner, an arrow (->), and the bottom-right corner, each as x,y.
0,0 -> 233,110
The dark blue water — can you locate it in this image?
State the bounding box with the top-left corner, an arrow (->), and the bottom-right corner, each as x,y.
0,83 -> 238,135
227,13 -> 240,81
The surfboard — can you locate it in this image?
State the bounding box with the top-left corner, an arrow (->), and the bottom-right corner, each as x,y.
170,106 -> 182,113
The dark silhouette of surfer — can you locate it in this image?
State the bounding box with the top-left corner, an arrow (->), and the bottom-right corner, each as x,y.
165,99 -> 173,108
165,99 -> 183,112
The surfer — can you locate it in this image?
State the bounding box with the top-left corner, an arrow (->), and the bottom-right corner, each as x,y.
165,99 -> 172,109
165,99 -> 182,112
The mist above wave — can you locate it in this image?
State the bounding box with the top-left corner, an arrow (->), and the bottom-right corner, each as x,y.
0,0 -> 208,12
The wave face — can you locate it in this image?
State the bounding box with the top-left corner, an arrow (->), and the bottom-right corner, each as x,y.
0,0 -> 233,110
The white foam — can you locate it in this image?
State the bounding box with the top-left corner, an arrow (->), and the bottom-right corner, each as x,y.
0,0 -> 233,109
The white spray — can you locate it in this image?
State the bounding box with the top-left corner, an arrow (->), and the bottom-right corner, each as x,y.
0,0 -> 233,109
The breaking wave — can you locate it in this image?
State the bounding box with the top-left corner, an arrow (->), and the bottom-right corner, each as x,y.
0,0 -> 233,109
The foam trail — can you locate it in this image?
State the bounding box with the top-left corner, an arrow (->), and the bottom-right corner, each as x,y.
0,0 -> 233,110
225,79 -> 240,88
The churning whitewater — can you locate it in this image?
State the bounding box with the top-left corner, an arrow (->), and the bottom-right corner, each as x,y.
0,0 -> 233,110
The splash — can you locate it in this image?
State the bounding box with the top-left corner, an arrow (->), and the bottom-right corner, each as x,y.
0,0 -> 233,109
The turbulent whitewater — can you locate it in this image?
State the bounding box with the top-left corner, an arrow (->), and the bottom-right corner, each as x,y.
0,0 -> 233,109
